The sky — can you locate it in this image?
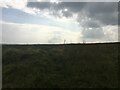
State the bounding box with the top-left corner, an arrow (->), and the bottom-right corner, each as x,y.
0,0 -> 119,44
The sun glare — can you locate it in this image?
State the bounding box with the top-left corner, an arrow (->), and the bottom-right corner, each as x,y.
64,8 -> 68,11
50,0 -> 60,4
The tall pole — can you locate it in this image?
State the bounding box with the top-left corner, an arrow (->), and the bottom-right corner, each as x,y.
83,40 -> 85,44
64,39 -> 66,44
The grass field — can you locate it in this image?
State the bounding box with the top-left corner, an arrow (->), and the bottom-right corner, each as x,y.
2,43 -> 119,88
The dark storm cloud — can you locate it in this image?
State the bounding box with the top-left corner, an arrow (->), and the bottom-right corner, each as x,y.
61,10 -> 73,17
118,2 -> 120,25
27,2 -> 86,17
27,2 -> 118,26
85,2 -> 117,14
58,2 -> 86,13
27,2 -> 86,11
94,13 -> 117,25
27,2 -> 51,10
84,2 -> 118,25
81,20 -> 101,28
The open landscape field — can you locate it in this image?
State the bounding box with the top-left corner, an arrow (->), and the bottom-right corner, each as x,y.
2,43 -> 119,88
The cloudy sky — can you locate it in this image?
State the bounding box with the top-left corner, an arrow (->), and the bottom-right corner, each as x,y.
0,0 -> 119,44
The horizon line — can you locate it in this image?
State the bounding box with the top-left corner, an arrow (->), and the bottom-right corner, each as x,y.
1,41 -> 119,45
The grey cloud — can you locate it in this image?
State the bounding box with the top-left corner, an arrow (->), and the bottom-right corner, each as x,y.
27,2 -> 118,26
59,2 -> 86,13
92,12 -> 118,25
27,2 -> 51,10
27,2 -> 86,11
85,2 -> 118,25
27,2 -> 118,41
27,2 -> 86,17
85,2 -> 117,14
61,10 -> 73,17
81,20 -> 101,28
82,28 -> 104,39
28,0 -> 119,2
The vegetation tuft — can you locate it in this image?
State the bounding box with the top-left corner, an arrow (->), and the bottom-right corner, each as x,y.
2,43 -> 119,88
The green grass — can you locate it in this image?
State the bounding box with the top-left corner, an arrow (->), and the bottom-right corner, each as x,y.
2,43 -> 119,88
